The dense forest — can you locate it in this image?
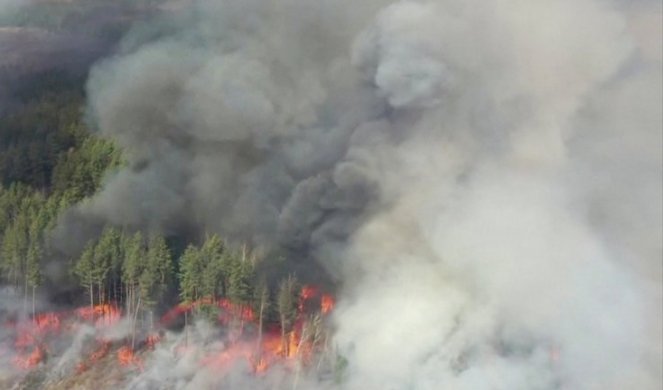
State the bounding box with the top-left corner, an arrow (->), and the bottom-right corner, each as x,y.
0,5 -> 343,388
0,67 -> 330,368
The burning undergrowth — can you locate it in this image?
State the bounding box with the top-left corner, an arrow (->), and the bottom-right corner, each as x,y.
1,283 -> 337,389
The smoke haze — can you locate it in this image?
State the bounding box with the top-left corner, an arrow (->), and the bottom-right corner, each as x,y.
35,0 -> 663,388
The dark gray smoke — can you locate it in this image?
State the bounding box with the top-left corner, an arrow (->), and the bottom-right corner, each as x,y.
55,0 -> 390,264
48,0 -> 661,389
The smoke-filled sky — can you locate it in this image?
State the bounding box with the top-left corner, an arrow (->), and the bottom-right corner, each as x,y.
21,0 -> 661,388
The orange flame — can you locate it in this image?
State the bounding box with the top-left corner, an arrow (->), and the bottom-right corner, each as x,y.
299,285 -> 318,311
34,312 -> 62,332
321,294 -> 335,314
4,289 -> 335,377
253,356 -> 268,374
187,287 -> 334,375
76,304 -> 121,327
300,286 -> 318,301
118,346 -> 143,370
13,345 -> 44,369
161,298 -> 255,326
145,333 -> 161,349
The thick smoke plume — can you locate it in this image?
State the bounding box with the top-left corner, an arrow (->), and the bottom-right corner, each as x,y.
46,0 -> 662,388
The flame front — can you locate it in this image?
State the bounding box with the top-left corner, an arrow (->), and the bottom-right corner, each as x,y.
196,285 -> 334,373
2,286 -> 335,378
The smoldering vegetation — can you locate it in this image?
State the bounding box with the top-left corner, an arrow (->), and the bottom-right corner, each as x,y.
0,0 -> 661,389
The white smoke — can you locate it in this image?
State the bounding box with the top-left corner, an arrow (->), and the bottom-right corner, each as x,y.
333,1 -> 661,389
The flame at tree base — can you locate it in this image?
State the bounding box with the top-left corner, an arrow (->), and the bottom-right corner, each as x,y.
1,285 -> 336,386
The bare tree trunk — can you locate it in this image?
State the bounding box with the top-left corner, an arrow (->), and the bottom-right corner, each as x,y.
238,304 -> 245,336
256,300 -> 265,354
280,314 -> 287,357
292,327 -> 308,390
108,276 -> 119,305
31,285 -> 36,321
107,280 -> 111,306
127,285 -> 136,317
98,281 -> 103,306
125,284 -> 131,318
295,322 -> 308,359
184,309 -> 188,347
89,283 -> 94,314
131,295 -> 141,350
23,276 -> 28,315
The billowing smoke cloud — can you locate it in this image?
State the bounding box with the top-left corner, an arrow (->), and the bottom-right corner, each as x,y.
51,0 -> 662,388
332,2 -> 661,389
66,0 -> 390,256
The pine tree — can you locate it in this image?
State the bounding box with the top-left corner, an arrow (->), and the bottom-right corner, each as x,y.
121,231 -> 146,348
1,224 -> 24,288
179,245 -> 202,305
228,253 -> 254,310
74,242 -> 97,312
277,274 -> 299,356
178,243 -> 202,343
95,227 -> 122,304
26,217 -> 43,319
74,236 -> 112,313
122,231 -> 144,319
254,278 -> 270,354
1,208 -> 30,312
140,234 -> 173,329
199,234 -> 226,300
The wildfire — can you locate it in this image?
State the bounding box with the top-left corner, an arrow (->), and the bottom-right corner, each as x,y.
200,331 -> 308,374
299,285 -> 320,312
287,330 -> 299,358
297,285 -> 336,316
145,333 -> 161,349
4,286 -> 335,379
34,312 -> 62,332
165,285 -> 335,375
13,312 -> 62,349
253,356 -> 268,374
117,346 -> 143,370
202,286 -> 334,373
13,345 -> 45,369
76,304 -> 121,327
301,285 -> 318,299
161,297 -> 255,326
321,294 -> 335,314
7,310 -> 68,369
202,342 -> 254,370
218,298 -> 255,323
